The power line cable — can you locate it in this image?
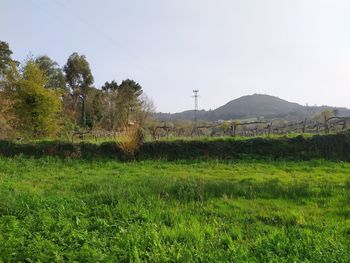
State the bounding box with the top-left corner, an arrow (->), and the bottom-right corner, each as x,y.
51,0 -> 151,75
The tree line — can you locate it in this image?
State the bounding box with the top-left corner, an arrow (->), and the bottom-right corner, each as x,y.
0,40 -> 154,140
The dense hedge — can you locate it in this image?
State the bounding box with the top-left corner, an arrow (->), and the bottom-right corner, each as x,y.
0,131 -> 349,161
138,132 -> 350,161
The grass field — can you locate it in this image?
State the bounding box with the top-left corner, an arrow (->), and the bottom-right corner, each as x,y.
32,132 -> 319,144
0,157 -> 349,262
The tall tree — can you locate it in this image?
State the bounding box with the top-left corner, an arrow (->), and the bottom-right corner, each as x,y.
101,80 -> 118,93
117,79 -> 143,127
101,81 -> 119,130
35,55 -> 66,91
0,41 -> 19,138
63,53 -> 94,126
101,79 -> 145,130
0,40 -> 18,78
9,60 -> 62,138
85,87 -> 105,128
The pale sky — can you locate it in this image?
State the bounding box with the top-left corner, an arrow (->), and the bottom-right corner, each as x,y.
1,0 -> 350,112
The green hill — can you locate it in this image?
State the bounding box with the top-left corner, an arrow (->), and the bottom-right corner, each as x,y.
157,94 -> 350,122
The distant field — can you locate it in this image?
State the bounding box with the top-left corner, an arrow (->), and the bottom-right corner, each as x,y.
149,133 -> 318,142
27,132 -> 319,144
0,157 -> 349,262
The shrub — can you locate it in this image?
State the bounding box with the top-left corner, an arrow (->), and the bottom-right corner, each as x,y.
116,126 -> 144,160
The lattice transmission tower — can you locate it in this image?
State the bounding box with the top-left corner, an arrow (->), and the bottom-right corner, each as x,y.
192,89 -> 199,126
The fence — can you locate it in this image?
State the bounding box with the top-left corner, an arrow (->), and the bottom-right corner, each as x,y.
57,116 -> 350,142
147,116 -> 350,140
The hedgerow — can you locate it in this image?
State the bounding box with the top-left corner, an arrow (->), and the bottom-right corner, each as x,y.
0,131 -> 349,161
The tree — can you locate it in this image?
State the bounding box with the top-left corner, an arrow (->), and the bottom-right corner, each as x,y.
0,42 -> 19,138
314,109 -> 335,134
9,60 -> 62,138
85,87 -> 105,129
117,79 -> 143,128
0,41 -> 18,94
101,80 -> 118,93
63,52 -> 94,126
135,94 -> 155,127
0,40 -> 18,79
101,79 -> 144,130
101,81 -> 119,130
35,55 -> 66,91
0,92 -> 16,139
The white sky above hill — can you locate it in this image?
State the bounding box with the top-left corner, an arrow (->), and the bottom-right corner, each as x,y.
1,0 -> 350,112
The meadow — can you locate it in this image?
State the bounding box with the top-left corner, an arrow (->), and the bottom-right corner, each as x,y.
0,156 -> 349,262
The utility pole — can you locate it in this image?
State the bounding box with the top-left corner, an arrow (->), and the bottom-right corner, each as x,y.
193,90 -> 199,123
192,90 -> 199,135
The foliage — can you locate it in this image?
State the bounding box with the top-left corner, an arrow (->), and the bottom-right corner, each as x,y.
8,60 -> 62,138
0,40 -> 18,78
63,52 -> 94,126
0,132 -> 349,161
0,93 -> 16,139
35,55 -> 66,91
85,87 -> 105,128
116,126 -> 144,159
0,41 -> 19,139
101,81 -> 120,130
0,40 -> 156,140
0,157 -> 349,261
101,79 -> 148,130
114,79 -> 143,128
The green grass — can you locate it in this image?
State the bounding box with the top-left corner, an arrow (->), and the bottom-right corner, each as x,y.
0,157 -> 349,262
27,132 -> 319,144
154,133 -> 319,142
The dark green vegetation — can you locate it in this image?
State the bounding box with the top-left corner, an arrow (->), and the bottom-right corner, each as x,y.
0,157 -> 349,262
1,131 -> 350,161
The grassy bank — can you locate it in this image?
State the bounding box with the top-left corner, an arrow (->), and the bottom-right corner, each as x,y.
0,157 -> 349,262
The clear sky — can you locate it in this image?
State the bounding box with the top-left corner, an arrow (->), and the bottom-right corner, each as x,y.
1,0 -> 350,112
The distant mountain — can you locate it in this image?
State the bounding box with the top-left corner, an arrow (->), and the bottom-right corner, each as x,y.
156,94 -> 350,122
212,94 -> 303,119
